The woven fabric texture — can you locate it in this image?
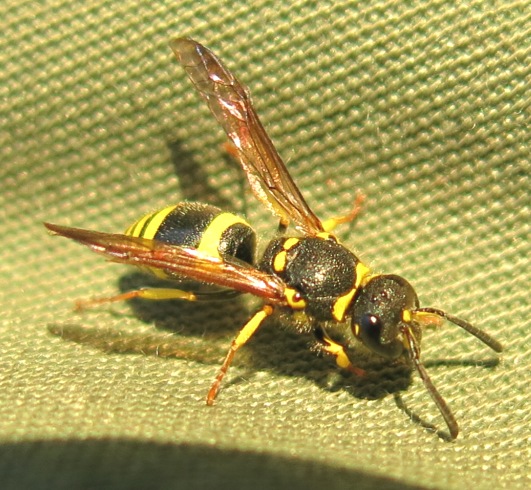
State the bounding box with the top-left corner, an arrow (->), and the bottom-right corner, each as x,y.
1,1 -> 529,489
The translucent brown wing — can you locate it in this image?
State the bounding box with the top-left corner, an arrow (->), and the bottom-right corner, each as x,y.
44,223 -> 287,304
169,37 -> 324,235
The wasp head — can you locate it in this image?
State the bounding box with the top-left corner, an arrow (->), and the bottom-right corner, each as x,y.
350,274 -> 420,359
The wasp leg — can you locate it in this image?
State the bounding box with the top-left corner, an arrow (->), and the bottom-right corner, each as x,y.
314,326 -> 365,376
75,288 -> 242,311
277,219 -> 289,235
207,304 -> 274,405
222,140 -> 239,160
322,192 -> 365,233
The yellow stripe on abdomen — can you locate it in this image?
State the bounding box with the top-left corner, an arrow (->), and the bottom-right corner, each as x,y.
197,212 -> 250,259
125,205 -> 177,239
124,205 -> 179,279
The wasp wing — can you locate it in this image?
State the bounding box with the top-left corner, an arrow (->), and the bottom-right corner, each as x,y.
170,37 -> 324,235
45,223 -> 287,304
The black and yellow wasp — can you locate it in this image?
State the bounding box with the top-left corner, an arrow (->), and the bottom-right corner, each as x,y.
45,38 -> 502,440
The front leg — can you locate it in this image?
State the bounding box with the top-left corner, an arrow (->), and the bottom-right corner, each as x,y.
313,325 -> 365,377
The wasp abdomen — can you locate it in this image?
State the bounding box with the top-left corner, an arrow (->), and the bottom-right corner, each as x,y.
126,202 -> 256,280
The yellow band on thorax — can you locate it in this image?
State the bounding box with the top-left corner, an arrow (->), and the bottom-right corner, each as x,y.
332,261 -> 372,322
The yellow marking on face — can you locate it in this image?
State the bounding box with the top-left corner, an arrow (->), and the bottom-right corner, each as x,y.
197,213 -> 250,259
285,287 -> 306,309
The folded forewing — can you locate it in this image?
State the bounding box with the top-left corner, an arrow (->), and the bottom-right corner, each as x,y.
170,38 -> 324,235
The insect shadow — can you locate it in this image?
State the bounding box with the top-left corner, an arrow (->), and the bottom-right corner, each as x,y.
166,139 -> 247,215
48,268 -> 501,428
49,269 -> 414,403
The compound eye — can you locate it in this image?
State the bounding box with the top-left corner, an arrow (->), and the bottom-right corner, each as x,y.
359,313 -> 383,344
355,312 -> 403,359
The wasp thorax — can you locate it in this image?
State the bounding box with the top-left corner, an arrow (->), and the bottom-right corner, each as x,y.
260,237 -> 360,321
350,274 -> 419,358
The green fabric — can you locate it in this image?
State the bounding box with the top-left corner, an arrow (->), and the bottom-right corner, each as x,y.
1,1 -> 529,489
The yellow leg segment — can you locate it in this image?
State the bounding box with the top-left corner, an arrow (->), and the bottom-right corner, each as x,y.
75,287 -> 244,311
322,192 -> 365,233
321,332 -> 365,377
206,305 -> 274,405
74,288 -> 198,311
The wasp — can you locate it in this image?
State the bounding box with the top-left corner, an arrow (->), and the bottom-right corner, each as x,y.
45,38 -> 502,439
